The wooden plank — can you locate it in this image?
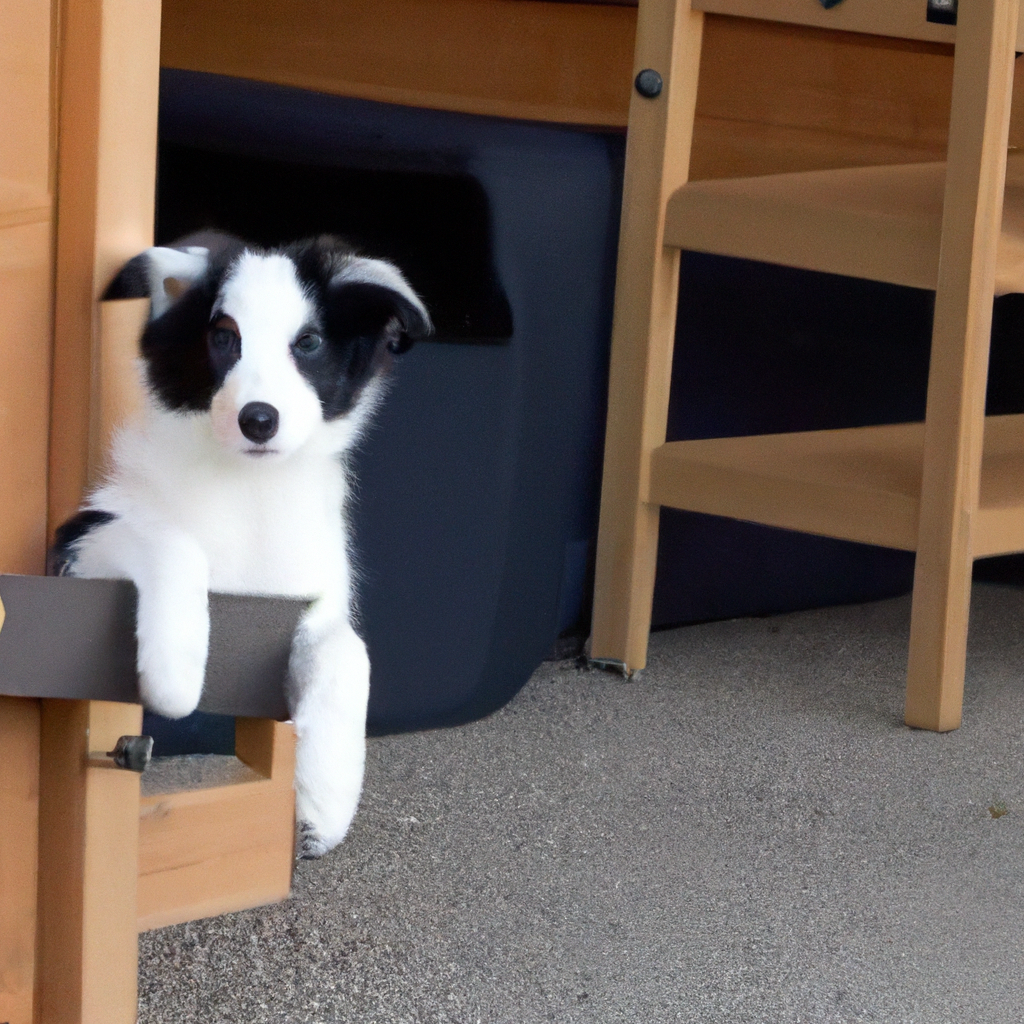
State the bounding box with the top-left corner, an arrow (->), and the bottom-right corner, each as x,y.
649,424 -> 923,551
0,0 -> 54,201
36,700 -> 142,1024
0,181 -> 51,228
138,840 -> 294,932
692,0 -> 1022,47
90,299 -> 148,477
691,16 -> 961,179
647,415 -> 1024,556
666,161 -> 946,288
905,0 -> 1019,732
138,722 -> 295,932
0,221 -> 53,575
157,0 -> 1024,174
590,0 -> 704,674
235,717 -> 294,779
50,0 -> 161,534
161,0 -> 638,127
665,153 -> 1024,294
0,698 -> 40,1024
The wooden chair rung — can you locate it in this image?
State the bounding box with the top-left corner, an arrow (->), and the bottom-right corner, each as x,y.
665,154 -> 1024,295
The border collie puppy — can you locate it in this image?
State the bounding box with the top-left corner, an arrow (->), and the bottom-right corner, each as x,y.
49,233 -> 430,858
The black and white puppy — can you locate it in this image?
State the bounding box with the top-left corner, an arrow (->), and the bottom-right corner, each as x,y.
51,233 -> 430,857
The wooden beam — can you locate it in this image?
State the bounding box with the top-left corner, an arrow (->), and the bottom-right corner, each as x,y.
0,697 -> 41,1024
161,0 -> 637,127
664,154 -> 1024,294
36,700 -> 142,1024
50,0 -> 161,534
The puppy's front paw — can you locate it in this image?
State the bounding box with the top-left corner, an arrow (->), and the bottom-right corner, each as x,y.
137,615 -> 208,719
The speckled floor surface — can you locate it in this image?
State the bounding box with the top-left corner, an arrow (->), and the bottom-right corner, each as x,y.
138,585 -> 1024,1024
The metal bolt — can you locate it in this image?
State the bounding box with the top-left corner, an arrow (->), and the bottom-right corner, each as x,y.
88,734 -> 154,772
634,69 -> 663,99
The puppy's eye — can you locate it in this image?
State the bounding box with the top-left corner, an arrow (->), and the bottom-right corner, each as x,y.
293,332 -> 323,354
208,316 -> 240,353
210,328 -> 238,351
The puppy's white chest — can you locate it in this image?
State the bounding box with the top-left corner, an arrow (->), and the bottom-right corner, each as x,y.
183,470 -> 345,596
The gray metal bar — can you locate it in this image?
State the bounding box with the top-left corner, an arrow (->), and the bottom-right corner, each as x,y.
0,575 -> 307,720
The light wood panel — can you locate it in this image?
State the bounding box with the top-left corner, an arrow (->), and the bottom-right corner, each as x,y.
692,17 -> 955,179
161,0 -> 638,126
90,298 -> 148,477
138,721 -> 295,931
50,0 -> 161,533
0,0 -> 55,577
648,414 -> 1024,558
0,221 -> 54,575
650,423 -> 923,552
664,153 -> 1024,294
0,0 -> 54,197
0,181 -> 50,229
36,700 -> 142,1024
0,697 -> 40,1024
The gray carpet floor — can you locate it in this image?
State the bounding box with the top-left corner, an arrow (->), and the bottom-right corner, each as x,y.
138,584 -> 1024,1023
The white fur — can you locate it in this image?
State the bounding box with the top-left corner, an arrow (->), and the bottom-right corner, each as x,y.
69,244 -> 416,856
144,245 -> 209,318
335,255 -> 426,310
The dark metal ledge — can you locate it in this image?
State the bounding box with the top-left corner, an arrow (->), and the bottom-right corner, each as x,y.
0,574 -> 308,720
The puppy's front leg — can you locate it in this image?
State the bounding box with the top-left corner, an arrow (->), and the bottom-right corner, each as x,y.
289,602 -> 370,858
132,531 -> 211,719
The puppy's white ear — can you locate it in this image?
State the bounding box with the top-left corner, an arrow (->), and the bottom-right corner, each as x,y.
331,257 -> 432,353
103,245 -> 210,321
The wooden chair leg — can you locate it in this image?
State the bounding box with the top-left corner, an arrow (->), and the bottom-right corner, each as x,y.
37,699 -> 143,1024
905,0 -> 1018,731
591,0 -> 703,673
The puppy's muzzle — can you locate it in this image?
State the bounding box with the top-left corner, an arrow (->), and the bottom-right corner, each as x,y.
238,401 -> 280,443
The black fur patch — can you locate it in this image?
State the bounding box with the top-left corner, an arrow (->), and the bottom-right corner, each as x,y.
139,240 -> 248,411
285,236 -> 432,420
102,254 -> 152,301
47,510 -> 117,577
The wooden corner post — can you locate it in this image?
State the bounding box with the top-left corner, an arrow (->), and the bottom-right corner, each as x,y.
36,699 -> 144,1024
50,0 -> 160,529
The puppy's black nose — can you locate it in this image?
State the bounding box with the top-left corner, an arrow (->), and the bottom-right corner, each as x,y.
238,401 -> 279,443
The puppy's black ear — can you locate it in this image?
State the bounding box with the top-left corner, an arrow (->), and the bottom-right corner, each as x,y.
102,245 -> 211,321
328,258 -> 432,354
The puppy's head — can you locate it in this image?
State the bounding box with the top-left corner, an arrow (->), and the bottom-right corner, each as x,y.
106,234 -> 431,458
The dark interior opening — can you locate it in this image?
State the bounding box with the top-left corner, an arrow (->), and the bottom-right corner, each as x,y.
156,141 -> 514,343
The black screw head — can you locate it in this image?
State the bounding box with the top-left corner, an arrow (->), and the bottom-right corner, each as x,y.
108,735 -> 154,772
635,69 -> 663,99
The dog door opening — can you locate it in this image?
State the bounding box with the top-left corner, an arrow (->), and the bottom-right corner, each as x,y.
156,141 -> 514,343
